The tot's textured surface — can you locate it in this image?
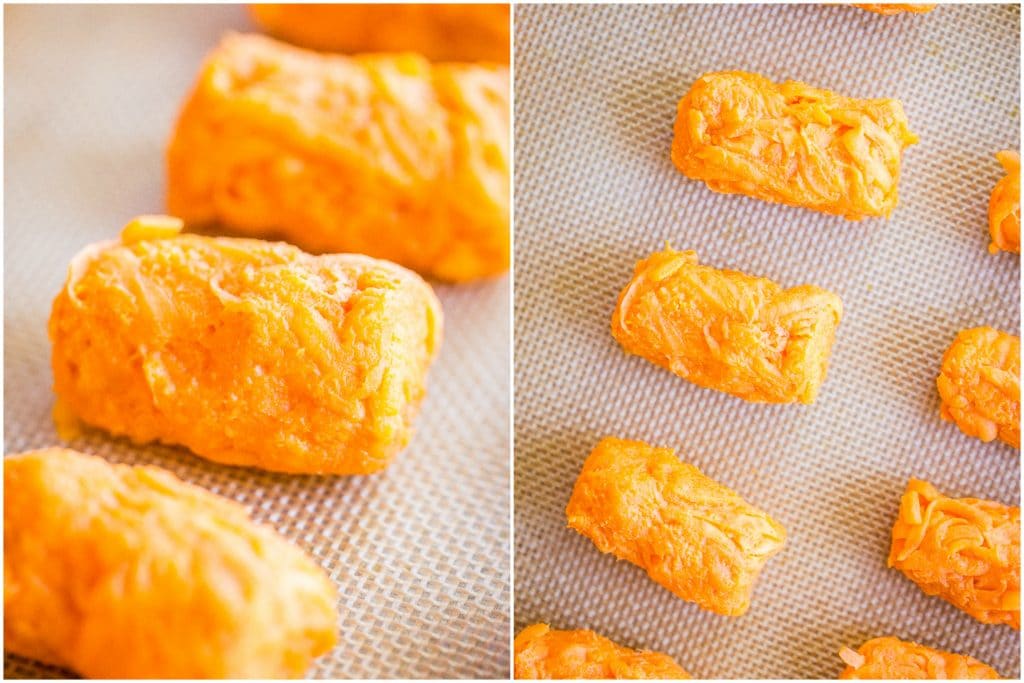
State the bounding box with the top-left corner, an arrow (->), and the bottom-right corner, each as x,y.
167,33 -> 510,282
671,71 -> 918,219
250,4 -> 510,63
853,4 -> 937,15
566,437 -> 786,616
611,247 -> 843,404
49,216 -> 442,475
936,327 -> 1020,448
889,479 -> 1020,630
513,624 -> 690,679
838,637 -> 1000,679
4,448 -> 338,678
989,151 -> 1020,254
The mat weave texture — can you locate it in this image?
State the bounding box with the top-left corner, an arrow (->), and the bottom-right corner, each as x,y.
4,5 -> 509,679
514,3 -> 1020,679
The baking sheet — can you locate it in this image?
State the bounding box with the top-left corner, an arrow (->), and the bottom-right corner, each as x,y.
4,5 -> 509,679
513,3 -> 1020,678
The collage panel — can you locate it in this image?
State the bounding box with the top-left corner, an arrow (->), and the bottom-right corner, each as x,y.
4,3 -> 509,679
513,3 -> 1020,680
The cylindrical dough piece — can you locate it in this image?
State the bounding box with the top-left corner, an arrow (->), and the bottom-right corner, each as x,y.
611,247 -> 843,404
838,637 -> 1000,679
49,216 -> 442,475
566,437 -> 786,616
4,448 -> 338,678
249,4 -> 510,63
513,623 -> 690,679
889,479 -> 1020,629
989,150 -> 1020,254
852,4 -> 937,15
167,33 -> 510,282
671,71 -> 918,219
936,327 -> 1020,448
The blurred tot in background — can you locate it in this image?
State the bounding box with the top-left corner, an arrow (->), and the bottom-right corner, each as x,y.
250,3 -> 510,63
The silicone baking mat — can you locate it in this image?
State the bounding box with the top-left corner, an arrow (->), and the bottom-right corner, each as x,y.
4,5 -> 509,679
514,3 -> 1020,679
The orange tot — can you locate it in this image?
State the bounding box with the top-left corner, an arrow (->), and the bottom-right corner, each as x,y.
167,33 -> 509,282
889,479 -> 1020,629
513,623 -> 690,679
49,216 -> 442,475
936,327 -> 1020,448
838,637 -> 999,679
853,4 -> 937,15
566,437 -> 786,616
249,4 -> 510,63
671,71 -> 918,219
611,247 -> 843,404
4,448 -> 338,678
989,150 -> 1020,254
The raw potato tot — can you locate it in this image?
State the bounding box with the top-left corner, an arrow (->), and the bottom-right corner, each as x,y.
566,437 -> 786,616
936,327 -> 1020,448
513,623 -> 690,679
671,71 -> 918,219
611,247 -> 843,404
167,33 -> 509,282
838,637 -> 1000,679
889,479 -> 1020,630
249,3 -> 510,63
853,4 -> 937,15
49,216 -> 442,475
4,448 -> 338,678
989,150 -> 1020,254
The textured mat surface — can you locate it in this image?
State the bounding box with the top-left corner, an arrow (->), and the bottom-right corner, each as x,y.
4,5 -> 509,679
514,3 -> 1020,679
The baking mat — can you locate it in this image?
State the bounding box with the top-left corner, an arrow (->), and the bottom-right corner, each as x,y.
4,4 -> 509,679
513,3 -> 1020,679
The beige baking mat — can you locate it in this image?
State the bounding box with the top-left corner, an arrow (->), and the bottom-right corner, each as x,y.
513,3 -> 1020,679
4,4 -> 509,679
